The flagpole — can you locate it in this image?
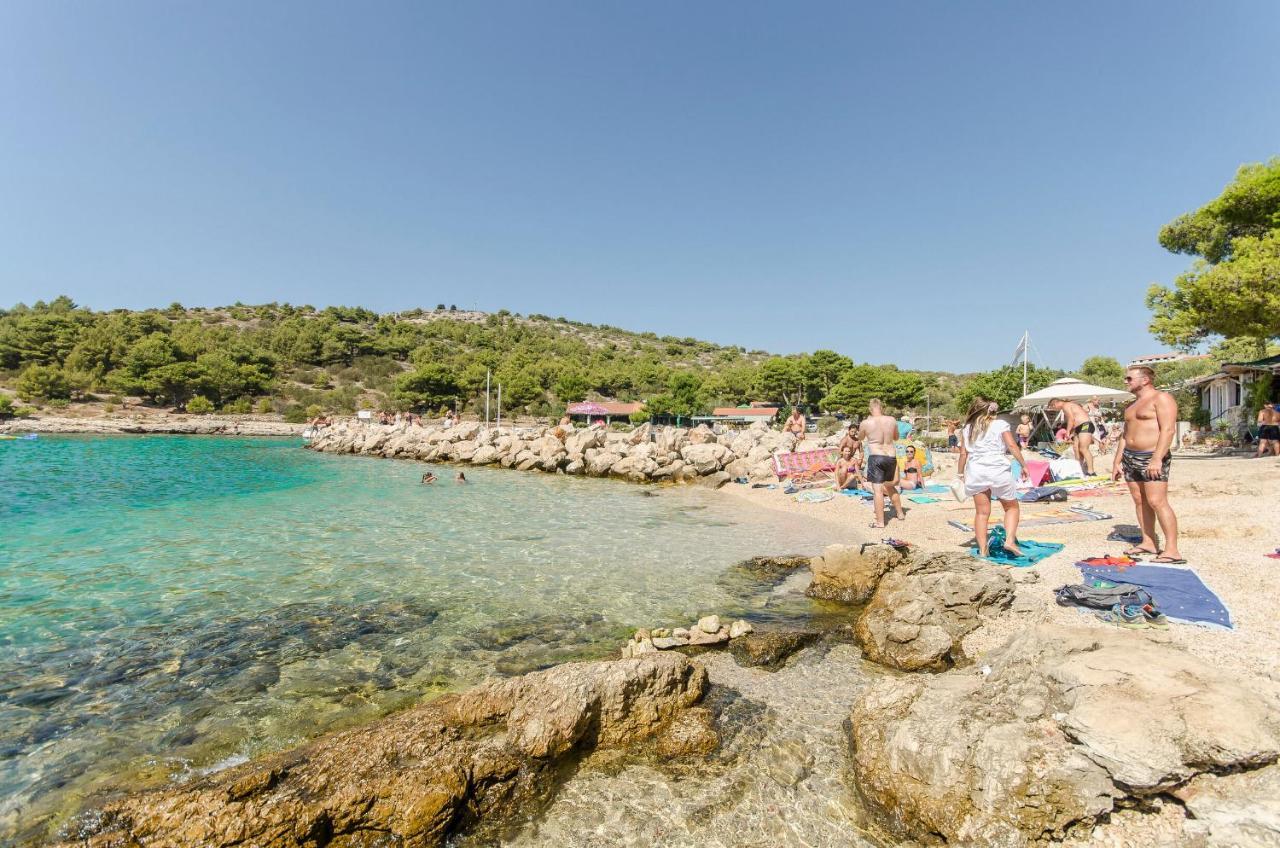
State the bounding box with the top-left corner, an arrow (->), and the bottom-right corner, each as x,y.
1022,331 -> 1029,398
485,369 -> 491,428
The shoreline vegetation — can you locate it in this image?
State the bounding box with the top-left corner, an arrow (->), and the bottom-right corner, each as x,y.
32,425 -> 1280,846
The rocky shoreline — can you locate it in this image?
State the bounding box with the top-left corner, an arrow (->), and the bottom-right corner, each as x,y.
306,419 -> 805,486
0,414 -> 305,437
49,543 -> 1280,846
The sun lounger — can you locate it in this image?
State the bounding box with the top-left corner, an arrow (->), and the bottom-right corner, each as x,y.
772,448 -> 840,480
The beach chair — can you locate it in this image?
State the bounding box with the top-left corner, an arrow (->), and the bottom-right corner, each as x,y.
772,448 -> 840,484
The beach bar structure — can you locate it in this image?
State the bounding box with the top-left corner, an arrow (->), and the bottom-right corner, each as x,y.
565,401 -> 644,425
690,406 -> 780,428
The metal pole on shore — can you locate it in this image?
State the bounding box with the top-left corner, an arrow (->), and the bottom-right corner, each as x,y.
497,384 -> 502,432
485,369 -> 490,427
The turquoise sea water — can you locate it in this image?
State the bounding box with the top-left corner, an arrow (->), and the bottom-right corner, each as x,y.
0,435 -> 844,842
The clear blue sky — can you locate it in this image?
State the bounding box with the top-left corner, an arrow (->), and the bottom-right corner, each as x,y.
1,2 -> 1277,372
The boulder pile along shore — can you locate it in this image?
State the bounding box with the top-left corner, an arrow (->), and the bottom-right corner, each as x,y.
307,419 -> 810,486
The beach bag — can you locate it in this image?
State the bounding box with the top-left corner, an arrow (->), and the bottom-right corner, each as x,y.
1020,486 -> 1068,503
1054,582 -> 1154,611
947,477 -> 967,502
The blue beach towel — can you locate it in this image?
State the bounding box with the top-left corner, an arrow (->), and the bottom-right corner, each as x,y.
971,526 -> 1063,567
838,488 -> 873,499
907,495 -> 940,504
973,539 -> 1064,567
1077,564 -> 1233,629
921,484 -> 949,494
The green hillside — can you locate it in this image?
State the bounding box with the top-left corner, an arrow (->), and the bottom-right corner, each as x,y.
1,297 -> 977,421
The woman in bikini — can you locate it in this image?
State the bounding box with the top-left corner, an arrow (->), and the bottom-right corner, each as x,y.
898,445 -> 924,490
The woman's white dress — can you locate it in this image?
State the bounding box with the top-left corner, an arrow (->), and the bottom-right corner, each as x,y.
963,419 -> 1017,500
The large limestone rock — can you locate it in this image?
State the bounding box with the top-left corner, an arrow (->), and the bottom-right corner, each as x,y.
679,442 -> 729,473
728,630 -> 820,671
63,654 -> 706,848
586,451 -> 622,477
805,544 -> 904,604
853,551 -> 1012,671
686,424 -> 718,445
470,444 -> 500,465
848,627 -> 1280,847
1176,764 -> 1280,847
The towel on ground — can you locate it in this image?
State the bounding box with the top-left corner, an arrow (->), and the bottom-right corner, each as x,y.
973,527 -> 1064,567
837,488 -> 873,499
907,495 -> 940,504
1077,563 -> 1233,629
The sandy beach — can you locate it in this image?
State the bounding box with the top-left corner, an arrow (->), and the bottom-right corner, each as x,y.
716,445 -> 1280,682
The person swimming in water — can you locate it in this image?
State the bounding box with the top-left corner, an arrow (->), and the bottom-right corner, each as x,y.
455,471 -> 467,483
421,472 -> 438,484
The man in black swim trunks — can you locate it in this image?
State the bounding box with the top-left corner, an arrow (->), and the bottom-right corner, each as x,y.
1111,366 -> 1183,563
858,399 -> 905,528
1256,404 -> 1280,458
1047,398 -> 1096,476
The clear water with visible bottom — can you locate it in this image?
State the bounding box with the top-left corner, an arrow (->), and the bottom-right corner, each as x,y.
0,435 -> 848,843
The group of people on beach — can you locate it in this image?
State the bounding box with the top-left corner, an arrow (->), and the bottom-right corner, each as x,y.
854,365 -> 1183,564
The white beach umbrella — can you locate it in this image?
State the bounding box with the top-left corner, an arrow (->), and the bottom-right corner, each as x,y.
1016,377 -> 1133,409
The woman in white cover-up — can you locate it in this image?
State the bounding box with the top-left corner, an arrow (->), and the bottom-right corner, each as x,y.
957,397 -> 1030,558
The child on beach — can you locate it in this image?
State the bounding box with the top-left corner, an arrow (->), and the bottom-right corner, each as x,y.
957,398 -> 1029,558
1015,414 -> 1032,447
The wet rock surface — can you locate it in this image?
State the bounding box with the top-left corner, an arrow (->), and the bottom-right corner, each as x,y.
728,630 -> 821,671
805,544 -> 904,604
853,550 -> 1013,671
54,653 -> 707,848
493,643 -> 883,848
847,626 -> 1280,847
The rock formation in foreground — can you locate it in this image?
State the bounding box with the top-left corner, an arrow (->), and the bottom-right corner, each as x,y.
307,419 -> 807,486
806,545 -> 1013,672
847,626 -> 1280,847
56,653 -> 706,848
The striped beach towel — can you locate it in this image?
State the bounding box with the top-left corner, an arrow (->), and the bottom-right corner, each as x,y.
772,448 -> 841,479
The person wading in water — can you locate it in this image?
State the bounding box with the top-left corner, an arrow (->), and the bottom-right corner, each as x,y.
1112,365 -> 1184,563
859,399 -> 905,529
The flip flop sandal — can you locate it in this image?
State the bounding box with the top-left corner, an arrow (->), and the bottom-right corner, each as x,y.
1141,606 -> 1170,629
1122,547 -> 1158,557
1150,556 -> 1187,564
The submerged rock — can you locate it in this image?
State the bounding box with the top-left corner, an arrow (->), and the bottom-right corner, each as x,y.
60,653 -> 707,848
853,550 -> 1012,671
727,630 -> 820,671
847,626 -> 1280,847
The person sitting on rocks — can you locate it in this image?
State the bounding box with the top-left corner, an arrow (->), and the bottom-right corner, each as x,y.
835,445 -> 865,490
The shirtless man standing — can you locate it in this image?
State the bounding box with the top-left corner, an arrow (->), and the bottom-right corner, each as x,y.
1047,398 -> 1096,475
783,407 -> 807,447
1112,365 -> 1183,563
1256,404 -> 1280,458
859,399 -> 905,529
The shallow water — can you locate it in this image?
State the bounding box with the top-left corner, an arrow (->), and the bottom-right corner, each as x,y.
0,435 -> 846,843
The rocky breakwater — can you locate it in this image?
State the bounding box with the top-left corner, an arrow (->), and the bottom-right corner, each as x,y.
847,626 -> 1280,847
54,653 -> 706,848
307,419 -> 804,486
1,414 -> 304,436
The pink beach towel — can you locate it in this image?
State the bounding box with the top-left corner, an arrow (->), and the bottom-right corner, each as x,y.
772,448 -> 840,479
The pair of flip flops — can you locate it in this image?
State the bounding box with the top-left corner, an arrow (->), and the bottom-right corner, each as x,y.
1095,603 -> 1170,629
1121,547 -> 1187,564
1266,548 -> 1280,560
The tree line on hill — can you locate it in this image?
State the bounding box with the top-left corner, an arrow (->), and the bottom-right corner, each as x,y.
0,298 -> 1070,422
11,158 -> 1274,424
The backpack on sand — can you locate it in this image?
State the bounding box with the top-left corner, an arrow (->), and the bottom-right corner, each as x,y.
1054,582 -> 1154,611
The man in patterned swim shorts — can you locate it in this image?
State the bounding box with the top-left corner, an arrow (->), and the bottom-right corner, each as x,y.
1112,365 -> 1183,563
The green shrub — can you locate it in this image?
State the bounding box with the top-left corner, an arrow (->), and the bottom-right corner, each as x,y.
102,402 -> 116,413
47,398 -> 70,409
222,397 -> 252,414
282,405 -> 308,424
629,410 -> 650,425
16,364 -> 71,401
186,395 -> 215,414
0,395 -> 13,415
305,403 -> 323,418
13,405 -> 35,417
816,415 -> 841,436
256,398 -> 274,414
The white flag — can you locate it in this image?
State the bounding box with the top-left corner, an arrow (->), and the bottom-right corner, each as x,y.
1011,333 -> 1027,366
